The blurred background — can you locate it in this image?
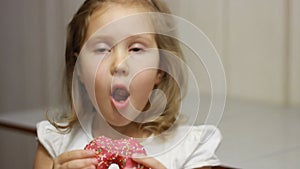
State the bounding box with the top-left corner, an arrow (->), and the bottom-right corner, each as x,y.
0,0 -> 299,168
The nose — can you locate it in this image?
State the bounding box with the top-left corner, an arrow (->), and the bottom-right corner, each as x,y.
110,50 -> 129,76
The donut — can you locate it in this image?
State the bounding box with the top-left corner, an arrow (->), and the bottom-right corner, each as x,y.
84,136 -> 149,169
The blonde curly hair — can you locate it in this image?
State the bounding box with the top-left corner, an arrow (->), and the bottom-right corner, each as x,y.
51,0 -> 187,135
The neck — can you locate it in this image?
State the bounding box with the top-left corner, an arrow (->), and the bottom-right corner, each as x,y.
110,122 -> 140,137
92,115 -> 148,139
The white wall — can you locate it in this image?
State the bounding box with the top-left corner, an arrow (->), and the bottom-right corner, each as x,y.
0,0 -> 47,112
166,0 -> 300,106
0,0 -> 66,113
289,0 -> 300,106
0,0 -> 299,113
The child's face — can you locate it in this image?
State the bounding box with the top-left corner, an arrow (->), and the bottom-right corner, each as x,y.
81,4 -> 161,127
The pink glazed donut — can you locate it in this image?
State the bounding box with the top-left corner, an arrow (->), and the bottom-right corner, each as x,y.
84,136 -> 149,169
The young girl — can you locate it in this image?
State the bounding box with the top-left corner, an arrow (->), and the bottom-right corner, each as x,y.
34,0 -> 222,169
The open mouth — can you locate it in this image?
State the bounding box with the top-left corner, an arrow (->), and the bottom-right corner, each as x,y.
112,87 -> 130,102
111,85 -> 130,110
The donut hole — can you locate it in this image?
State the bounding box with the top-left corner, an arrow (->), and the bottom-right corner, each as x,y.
108,163 -> 120,169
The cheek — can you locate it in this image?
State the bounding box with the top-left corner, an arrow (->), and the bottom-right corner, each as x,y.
95,64 -> 111,101
95,67 -> 107,87
130,70 -> 157,103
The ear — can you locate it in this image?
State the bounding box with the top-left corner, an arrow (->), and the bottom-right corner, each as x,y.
154,70 -> 164,85
74,52 -> 79,58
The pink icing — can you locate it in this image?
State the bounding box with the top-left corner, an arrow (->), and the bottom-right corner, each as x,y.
84,136 -> 148,169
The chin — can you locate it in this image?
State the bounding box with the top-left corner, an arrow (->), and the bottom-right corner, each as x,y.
107,118 -> 132,127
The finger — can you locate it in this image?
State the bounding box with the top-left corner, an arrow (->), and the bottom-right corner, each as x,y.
60,158 -> 98,169
56,150 -> 96,164
132,156 -> 166,169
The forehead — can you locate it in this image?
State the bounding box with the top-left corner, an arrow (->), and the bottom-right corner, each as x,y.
86,4 -> 155,43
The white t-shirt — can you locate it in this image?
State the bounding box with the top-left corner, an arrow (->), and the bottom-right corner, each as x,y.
37,121 -> 221,168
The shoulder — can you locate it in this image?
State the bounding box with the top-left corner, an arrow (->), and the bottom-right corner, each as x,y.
170,125 -> 221,147
180,125 -> 222,168
148,125 -> 222,168
36,120 -> 89,158
36,121 -> 67,158
186,125 -> 222,145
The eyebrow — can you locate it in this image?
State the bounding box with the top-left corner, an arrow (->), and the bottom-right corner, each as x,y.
84,35 -> 115,51
86,33 -> 155,47
86,35 -> 113,46
127,33 -> 155,39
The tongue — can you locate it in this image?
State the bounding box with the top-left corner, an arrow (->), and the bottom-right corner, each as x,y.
113,88 -> 129,102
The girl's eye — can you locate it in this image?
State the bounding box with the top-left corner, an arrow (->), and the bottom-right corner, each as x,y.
129,43 -> 146,53
96,48 -> 110,53
130,47 -> 142,52
94,43 -> 111,54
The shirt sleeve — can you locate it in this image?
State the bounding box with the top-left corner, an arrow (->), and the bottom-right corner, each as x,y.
183,125 -> 222,168
36,120 -> 65,158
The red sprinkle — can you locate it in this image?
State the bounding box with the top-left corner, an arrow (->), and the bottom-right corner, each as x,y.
84,136 -> 149,169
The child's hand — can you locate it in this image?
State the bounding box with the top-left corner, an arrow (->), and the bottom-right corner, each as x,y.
53,150 -> 98,169
125,155 -> 166,169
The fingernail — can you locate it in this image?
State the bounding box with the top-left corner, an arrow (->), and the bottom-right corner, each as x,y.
90,158 -> 98,164
87,150 -> 96,155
